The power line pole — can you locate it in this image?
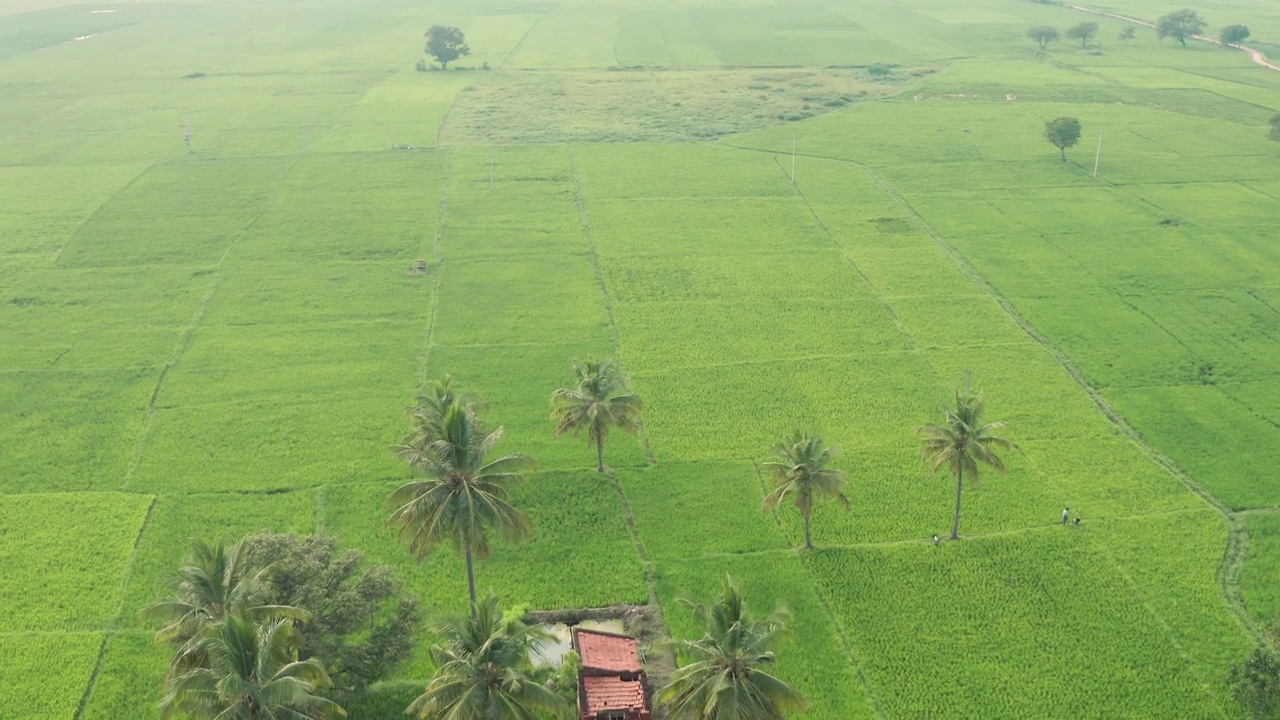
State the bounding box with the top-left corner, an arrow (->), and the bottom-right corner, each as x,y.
1092,130 -> 1103,178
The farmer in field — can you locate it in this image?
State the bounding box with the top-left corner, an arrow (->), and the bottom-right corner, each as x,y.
1062,508 -> 1070,525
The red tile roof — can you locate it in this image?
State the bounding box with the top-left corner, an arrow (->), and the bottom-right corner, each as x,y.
582,676 -> 646,715
575,629 -> 642,674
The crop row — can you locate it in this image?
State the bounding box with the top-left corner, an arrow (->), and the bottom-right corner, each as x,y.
805,532 -> 1238,718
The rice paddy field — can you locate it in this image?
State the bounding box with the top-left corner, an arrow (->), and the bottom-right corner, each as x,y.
2,0 -> 1279,717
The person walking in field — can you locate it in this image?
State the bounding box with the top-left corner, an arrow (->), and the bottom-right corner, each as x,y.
1062,508 -> 1070,525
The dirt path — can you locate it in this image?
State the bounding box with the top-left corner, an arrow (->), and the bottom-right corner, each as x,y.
1068,4 -> 1280,72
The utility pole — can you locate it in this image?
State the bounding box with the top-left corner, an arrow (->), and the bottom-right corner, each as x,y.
1092,130 -> 1103,178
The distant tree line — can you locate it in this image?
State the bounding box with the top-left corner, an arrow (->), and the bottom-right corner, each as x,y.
1025,9 -> 1254,51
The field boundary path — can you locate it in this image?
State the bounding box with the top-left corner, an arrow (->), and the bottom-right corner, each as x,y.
854,155 -> 1262,644
728,141 -> 1262,646
1067,4 -> 1280,72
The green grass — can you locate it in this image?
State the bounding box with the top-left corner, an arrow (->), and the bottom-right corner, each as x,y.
0,493 -> 152,631
325,472 -> 648,616
80,633 -> 169,720
0,369 -> 158,492
120,491 -> 317,624
806,531 -> 1237,718
0,633 -> 105,720
2,0 -> 1278,716
656,554 -> 879,720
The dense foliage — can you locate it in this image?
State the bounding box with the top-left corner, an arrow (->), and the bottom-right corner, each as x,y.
550,358 -> 644,471
660,576 -> 808,720
389,380 -> 536,616
760,431 -> 849,550
244,533 -> 422,696
408,595 -> 564,719
424,25 -> 470,69
1156,9 -> 1207,47
1043,116 -> 1083,161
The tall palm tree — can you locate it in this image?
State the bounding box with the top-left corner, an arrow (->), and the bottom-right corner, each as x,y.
407,594 -> 563,720
760,431 -> 849,550
403,375 -> 473,449
660,576 -> 808,720
917,383 -> 1014,540
141,538 -> 305,672
159,612 -> 345,720
550,359 -> 644,472
389,399 -> 535,618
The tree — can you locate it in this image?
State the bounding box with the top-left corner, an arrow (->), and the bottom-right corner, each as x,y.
1220,24 -> 1251,46
1230,630 -> 1280,719
159,612 -> 346,720
244,533 -> 422,696
1066,21 -> 1099,47
550,359 -> 644,472
1157,9 -> 1207,47
1027,26 -> 1060,50
389,393 -> 535,618
1118,26 -> 1137,42
424,25 -> 469,69
917,383 -> 1014,540
1270,114 -> 1280,142
407,594 -> 564,720
141,538 -> 304,673
659,576 -> 808,720
759,430 -> 849,550
1044,116 -> 1083,161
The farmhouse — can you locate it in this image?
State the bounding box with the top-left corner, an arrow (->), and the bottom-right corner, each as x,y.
572,628 -> 652,720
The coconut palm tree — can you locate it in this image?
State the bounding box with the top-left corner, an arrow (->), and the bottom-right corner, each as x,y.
407,593 -> 563,720
389,399 -> 535,618
402,375 -> 474,449
550,359 -> 644,472
141,538 -> 305,673
660,576 -> 808,720
760,431 -> 849,550
159,612 -> 345,720
917,383 -> 1014,540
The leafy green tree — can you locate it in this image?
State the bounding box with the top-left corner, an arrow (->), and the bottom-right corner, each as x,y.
159,612 -> 345,720
1027,26 -> 1060,50
141,538 -> 304,672
917,383 -> 1014,540
389,394 -> 535,618
550,359 -> 644,472
1044,116 -> 1083,161
244,533 -> 422,696
1220,24 -> 1251,46
659,576 -> 808,720
1230,636 -> 1280,719
407,594 -> 564,720
760,430 -> 849,550
1066,21 -> 1099,47
1270,114 -> 1280,142
424,25 -> 470,69
1157,9 -> 1207,47
1119,26 -> 1137,42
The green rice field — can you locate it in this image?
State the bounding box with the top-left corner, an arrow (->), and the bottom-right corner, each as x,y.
2,0 -> 1279,717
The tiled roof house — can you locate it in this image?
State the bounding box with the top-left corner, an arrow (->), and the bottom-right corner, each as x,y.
572,628 -> 652,720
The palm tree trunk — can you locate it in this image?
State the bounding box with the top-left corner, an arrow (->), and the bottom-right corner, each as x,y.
951,465 -> 964,540
803,510 -> 813,550
596,435 -> 605,473
465,547 -> 478,619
